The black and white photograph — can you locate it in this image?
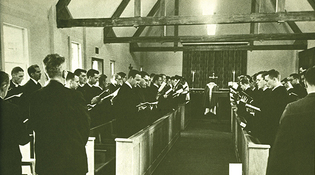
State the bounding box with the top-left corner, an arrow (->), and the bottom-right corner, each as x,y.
0,0 -> 315,175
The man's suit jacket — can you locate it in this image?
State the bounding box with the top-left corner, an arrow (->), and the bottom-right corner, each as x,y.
147,84 -> 159,102
266,93 -> 315,175
258,86 -> 289,146
0,98 -> 30,175
114,83 -> 140,138
5,80 -> 24,105
20,79 -> 42,119
79,83 -> 102,104
28,80 -> 90,174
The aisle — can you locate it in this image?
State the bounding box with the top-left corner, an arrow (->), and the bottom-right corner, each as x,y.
152,115 -> 237,175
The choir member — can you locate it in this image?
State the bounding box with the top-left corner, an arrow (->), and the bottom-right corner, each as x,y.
5,66 -> 25,104
113,69 -> 142,138
28,54 -> 90,175
266,66 -> 315,175
79,69 -> 102,105
259,69 -> 289,146
0,70 -> 30,175
74,68 -> 87,89
287,73 -> 307,99
65,72 -> 80,90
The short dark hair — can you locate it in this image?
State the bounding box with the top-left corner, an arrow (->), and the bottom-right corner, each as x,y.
99,74 -> 107,83
304,66 -> 315,86
74,69 -> 86,76
256,71 -> 267,79
289,73 -> 299,79
11,66 -> 24,75
43,54 -> 65,78
128,69 -> 140,79
265,69 -> 280,80
239,75 -> 250,85
0,71 -> 10,87
117,72 -> 126,79
66,72 -> 75,81
140,71 -> 149,78
27,64 -> 40,77
87,69 -> 99,78
152,74 -> 161,83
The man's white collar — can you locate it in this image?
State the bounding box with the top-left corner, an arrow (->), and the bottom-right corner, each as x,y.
125,81 -> 132,88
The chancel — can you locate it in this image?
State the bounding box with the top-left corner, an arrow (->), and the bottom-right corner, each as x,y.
1,0 -> 315,175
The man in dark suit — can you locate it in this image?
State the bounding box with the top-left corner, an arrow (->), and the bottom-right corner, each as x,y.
266,67 -> 315,175
20,65 -> 42,122
260,69 -> 289,146
79,69 -> 102,105
5,67 -> 25,105
28,54 -> 90,175
0,70 -> 30,175
23,64 -> 42,94
113,69 -> 142,138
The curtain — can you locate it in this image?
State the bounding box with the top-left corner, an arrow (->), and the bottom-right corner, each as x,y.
182,50 -> 247,88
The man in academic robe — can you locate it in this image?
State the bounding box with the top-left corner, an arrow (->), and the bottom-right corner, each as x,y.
113,69 -> 142,138
259,69 -> 289,146
28,54 -> 90,175
266,67 -> 315,175
0,70 -> 30,175
5,66 -> 25,105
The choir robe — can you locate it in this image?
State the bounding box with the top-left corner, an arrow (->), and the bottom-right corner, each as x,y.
28,80 -> 90,174
113,83 -> 141,138
257,85 -> 289,146
0,98 -> 30,175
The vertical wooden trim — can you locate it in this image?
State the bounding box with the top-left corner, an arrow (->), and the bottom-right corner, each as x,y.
160,0 -> 166,36
134,0 -> 141,17
174,0 -> 179,50
276,0 -> 285,12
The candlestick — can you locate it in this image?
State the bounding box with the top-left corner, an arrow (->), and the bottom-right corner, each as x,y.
192,71 -> 195,82
232,71 -> 235,82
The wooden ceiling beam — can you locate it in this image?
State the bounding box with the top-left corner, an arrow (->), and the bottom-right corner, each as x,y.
307,0 -> 315,10
182,44 -> 307,51
104,33 -> 315,43
104,0 -> 130,38
130,43 -> 306,52
133,0 -> 161,37
58,11 -> 315,28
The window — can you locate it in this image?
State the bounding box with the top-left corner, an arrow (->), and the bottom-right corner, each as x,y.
92,58 -> 104,74
3,24 -> 29,85
71,42 -> 82,72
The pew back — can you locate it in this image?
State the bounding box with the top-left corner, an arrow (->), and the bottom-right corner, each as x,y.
115,104 -> 183,175
232,106 -> 270,175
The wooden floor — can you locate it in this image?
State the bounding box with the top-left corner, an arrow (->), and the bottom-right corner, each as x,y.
152,114 -> 237,175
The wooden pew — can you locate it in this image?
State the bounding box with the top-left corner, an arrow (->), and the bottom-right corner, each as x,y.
115,103 -> 183,175
89,119 -> 116,174
231,106 -> 270,175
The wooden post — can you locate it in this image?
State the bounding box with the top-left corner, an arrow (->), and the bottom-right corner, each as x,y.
134,0 -> 141,17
